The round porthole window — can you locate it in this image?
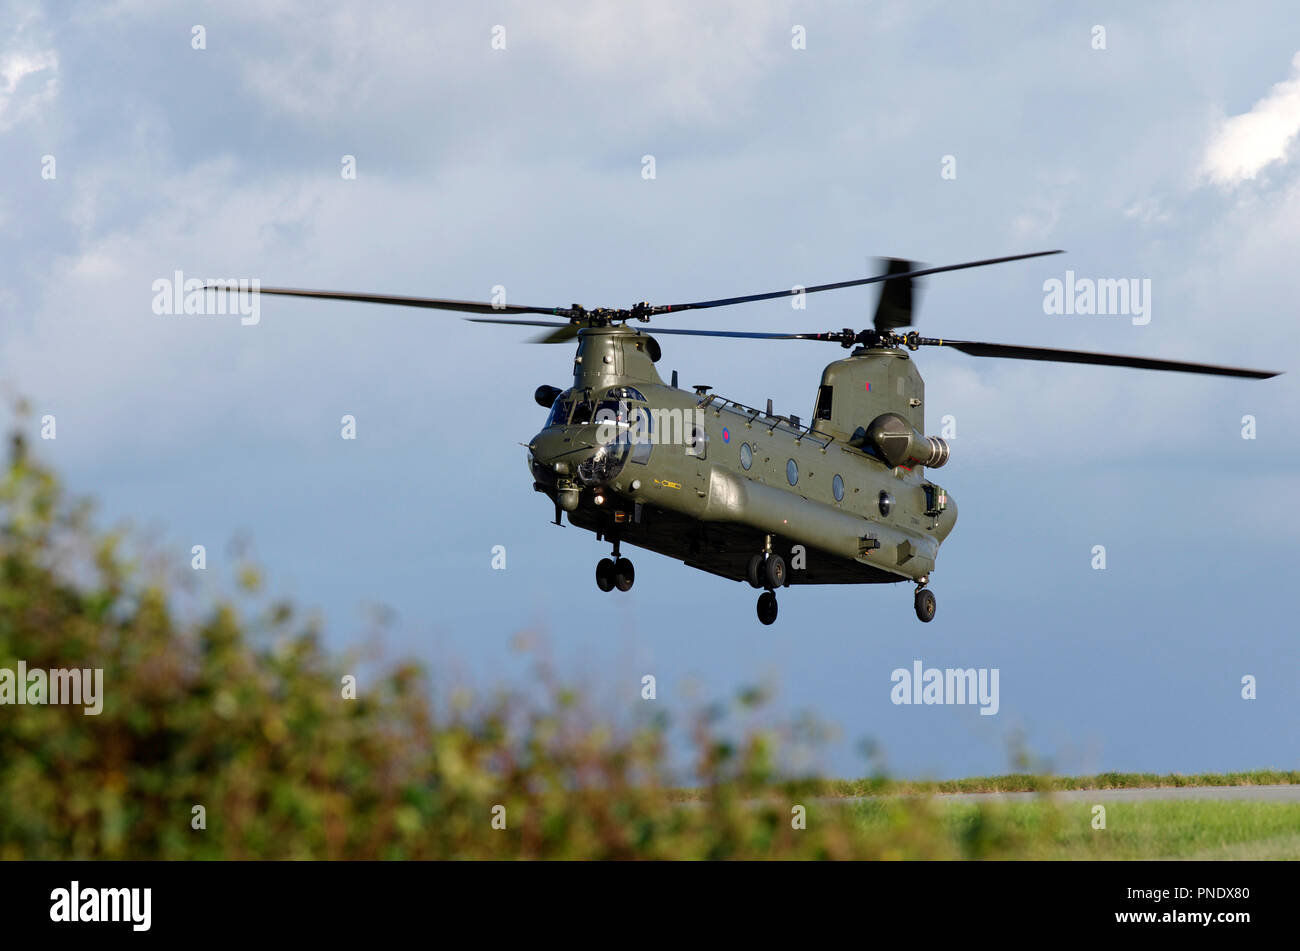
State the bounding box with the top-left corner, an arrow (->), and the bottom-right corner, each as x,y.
787,459 -> 799,486
833,474 -> 844,502
878,490 -> 893,516
740,442 -> 753,470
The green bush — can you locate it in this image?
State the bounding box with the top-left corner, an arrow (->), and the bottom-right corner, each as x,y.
0,420 -> 1097,860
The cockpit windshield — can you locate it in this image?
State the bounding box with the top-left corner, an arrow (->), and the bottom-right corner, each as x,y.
545,389 -> 574,428
570,400 -> 594,425
544,387 -> 647,430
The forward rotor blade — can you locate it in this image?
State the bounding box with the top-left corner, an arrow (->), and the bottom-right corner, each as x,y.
205,285 -> 575,318
529,325 -> 580,343
937,339 -> 1280,379
467,317 -> 579,343
468,321 -> 829,343
650,250 -> 1064,316
637,327 -> 817,340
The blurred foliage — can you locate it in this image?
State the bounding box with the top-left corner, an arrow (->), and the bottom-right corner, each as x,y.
7,422 -> 1284,860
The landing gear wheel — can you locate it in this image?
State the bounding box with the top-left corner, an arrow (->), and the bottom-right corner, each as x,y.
764,553 -> 786,589
614,557 -> 635,592
756,590 -> 778,625
595,558 -> 615,592
746,554 -> 765,589
914,588 -> 936,623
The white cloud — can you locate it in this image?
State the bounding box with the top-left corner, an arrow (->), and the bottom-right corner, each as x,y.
0,44 -> 58,131
233,0 -> 792,131
1201,51 -> 1300,186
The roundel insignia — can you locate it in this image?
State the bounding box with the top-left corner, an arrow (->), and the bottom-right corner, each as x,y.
721,428 -> 730,442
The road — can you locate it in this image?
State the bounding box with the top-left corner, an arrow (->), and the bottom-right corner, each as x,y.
851,784 -> 1300,804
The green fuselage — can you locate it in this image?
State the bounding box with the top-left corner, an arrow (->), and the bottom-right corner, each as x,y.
527,325 -> 957,586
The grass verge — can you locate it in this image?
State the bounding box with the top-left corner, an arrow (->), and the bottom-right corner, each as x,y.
673,770 -> 1300,802
843,799 -> 1300,859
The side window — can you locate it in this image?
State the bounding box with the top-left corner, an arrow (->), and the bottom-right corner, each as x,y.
815,384 -> 833,420
686,424 -> 709,460
630,407 -> 653,465
595,399 -> 631,426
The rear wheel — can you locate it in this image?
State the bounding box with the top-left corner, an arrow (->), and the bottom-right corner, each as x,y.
764,554 -> 786,589
756,590 -> 778,625
614,557 -> 635,592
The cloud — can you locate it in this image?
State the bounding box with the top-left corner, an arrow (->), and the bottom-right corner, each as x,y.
233,0 -> 792,133
3,0 -> 1298,782
1201,51 -> 1300,186
0,39 -> 58,131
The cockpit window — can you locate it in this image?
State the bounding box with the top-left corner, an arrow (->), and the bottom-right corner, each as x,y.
545,389 -> 646,430
545,389 -> 574,428
570,400 -> 594,425
595,399 -> 633,425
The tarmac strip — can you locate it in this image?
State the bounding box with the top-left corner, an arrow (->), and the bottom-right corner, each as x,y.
851,784 -> 1300,804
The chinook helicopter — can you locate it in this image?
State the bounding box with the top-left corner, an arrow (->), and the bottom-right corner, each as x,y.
216,251 -> 1278,625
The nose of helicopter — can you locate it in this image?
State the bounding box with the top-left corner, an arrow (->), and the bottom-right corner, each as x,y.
526,427 -> 596,484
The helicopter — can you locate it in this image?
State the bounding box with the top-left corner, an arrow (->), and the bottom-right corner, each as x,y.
213,250 -> 1279,625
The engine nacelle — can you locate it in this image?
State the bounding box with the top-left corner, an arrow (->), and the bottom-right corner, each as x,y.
863,413 -> 950,468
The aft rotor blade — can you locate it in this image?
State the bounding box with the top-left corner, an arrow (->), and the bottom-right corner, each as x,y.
937,339 -> 1280,379
205,285 -> 576,318
629,326 -> 1282,378
650,250 -> 1064,316
872,257 -> 918,332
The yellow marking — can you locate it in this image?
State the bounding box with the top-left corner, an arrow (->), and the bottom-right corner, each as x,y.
654,479 -> 682,490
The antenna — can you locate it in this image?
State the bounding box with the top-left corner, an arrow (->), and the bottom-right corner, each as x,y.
671,370 -> 678,388
766,398 -> 773,417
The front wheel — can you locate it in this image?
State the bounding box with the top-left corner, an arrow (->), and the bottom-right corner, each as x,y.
914,588 -> 936,623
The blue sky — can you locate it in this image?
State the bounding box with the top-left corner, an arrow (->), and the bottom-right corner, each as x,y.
3,1 -> 1298,779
